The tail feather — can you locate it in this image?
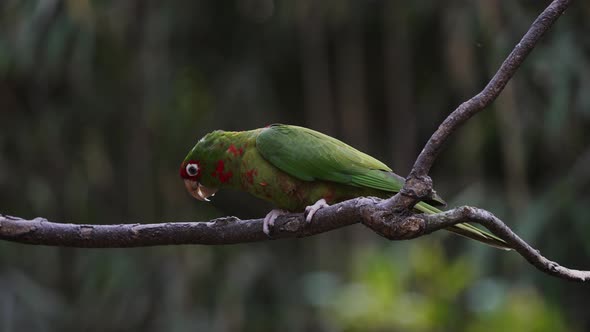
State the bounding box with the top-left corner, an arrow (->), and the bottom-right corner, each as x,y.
415,202 -> 511,251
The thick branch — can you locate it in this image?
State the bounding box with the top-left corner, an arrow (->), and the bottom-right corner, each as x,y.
2,199 -> 589,281
0,198 -> 376,247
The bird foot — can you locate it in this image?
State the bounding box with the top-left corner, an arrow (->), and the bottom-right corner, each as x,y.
263,209 -> 289,235
304,198 -> 329,223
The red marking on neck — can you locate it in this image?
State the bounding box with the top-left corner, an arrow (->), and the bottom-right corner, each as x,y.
227,144 -> 244,157
259,182 -> 268,187
211,160 -> 233,183
245,169 -> 258,184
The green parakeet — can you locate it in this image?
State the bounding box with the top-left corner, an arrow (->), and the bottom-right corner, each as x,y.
180,124 -> 509,249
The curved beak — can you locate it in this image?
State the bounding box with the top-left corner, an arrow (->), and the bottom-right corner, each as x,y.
183,179 -> 217,202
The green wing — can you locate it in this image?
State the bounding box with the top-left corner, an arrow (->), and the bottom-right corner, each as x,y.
256,124 -> 404,192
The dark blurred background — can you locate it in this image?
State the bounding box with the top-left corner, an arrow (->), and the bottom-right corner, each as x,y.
1,0 -> 590,331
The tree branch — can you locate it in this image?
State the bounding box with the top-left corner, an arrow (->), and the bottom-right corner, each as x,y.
1,0 -> 586,283
410,0 -> 571,178
420,207 -> 590,282
2,196 -> 589,282
0,198 -> 372,247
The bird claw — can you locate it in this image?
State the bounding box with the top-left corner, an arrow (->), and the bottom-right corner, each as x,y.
263,199 -> 329,235
263,209 -> 289,236
304,198 -> 329,223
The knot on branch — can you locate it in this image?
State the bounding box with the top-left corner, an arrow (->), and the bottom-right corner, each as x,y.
402,174 -> 436,202
360,206 -> 426,240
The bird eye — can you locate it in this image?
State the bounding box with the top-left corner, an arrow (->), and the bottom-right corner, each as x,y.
186,163 -> 199,176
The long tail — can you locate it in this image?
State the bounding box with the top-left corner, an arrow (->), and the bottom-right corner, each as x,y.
415,202 -> 511,250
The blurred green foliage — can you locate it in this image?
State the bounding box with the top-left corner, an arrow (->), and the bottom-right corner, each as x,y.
1,0 -> 590,331
306,241 -> 571,332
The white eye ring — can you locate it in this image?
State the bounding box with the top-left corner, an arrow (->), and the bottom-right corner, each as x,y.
186,163 -> 199,176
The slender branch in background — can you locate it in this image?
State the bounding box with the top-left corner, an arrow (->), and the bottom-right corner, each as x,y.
1,0 -> 586,283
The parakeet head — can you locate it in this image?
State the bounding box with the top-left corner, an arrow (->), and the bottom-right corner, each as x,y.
180,159 -> 217,201
179,131 -> 225,202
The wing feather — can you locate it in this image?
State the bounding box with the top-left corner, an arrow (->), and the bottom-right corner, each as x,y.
256,124 -> 403,192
